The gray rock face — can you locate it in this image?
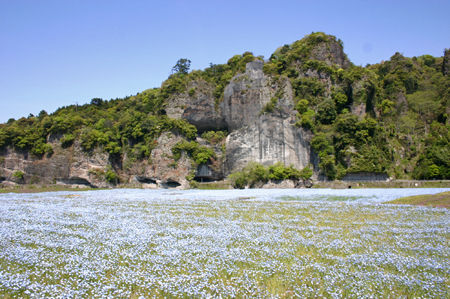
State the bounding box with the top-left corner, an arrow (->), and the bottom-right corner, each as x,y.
0,138 -> 113,188
223,61 -> 316,174
0,131 -> 193,189
221,60 -> 272,132
396,92 -> 408,114
163,60 -> 317,179
181,94 -> 227,133
166,80 -> 226,133
225,113 -> 315,174
310,42 -> 351,69
126,131 -> 192,189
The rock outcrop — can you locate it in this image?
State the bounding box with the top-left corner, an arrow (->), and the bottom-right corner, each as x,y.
0,61 -> 318,188
443,48 -> 450,76
0,131 -> 193,189
309,41 -> 351,69
222,61 -> 315,173
0,36 -> 354,188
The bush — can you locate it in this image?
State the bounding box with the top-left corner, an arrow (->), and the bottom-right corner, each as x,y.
316,99 -> 337,125
105,142 -> 121,155
60,134 -> 75,147
201,131 -> 228,144
13,171 -> 24,181
295,99 -> 309,114
171,141 -> 215,165
31,143 -> 53,156
299,166 -> 313,180
261,97 -> 278,114
105,170 -> 118,183
228,161 -> 306,188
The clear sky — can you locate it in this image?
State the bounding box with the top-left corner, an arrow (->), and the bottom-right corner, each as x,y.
1,0 -> 449,123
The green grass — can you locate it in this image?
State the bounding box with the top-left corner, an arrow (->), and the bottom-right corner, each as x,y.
279,195 -> 364,201
190,181 -> 233,190
0,186 -> 105,194
384,191 -> 450,208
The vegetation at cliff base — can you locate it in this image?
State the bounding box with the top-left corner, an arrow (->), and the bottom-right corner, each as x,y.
228,161 -> 313,188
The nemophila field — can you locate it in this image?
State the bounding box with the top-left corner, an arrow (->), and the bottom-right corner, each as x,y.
0,189 -> 449,298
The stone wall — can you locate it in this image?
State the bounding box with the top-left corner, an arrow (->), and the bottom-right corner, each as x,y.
341,172 -> 389,182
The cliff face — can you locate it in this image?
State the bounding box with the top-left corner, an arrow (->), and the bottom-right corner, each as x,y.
222,61 -> 316,174
166,80 -> 227,133
164,59 -> 317,176
0,131 -> 193,189
7,33 -> 445,188
0,59 -> 316,188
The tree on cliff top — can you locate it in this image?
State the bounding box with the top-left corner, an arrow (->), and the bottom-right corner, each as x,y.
172,59 -> 191,75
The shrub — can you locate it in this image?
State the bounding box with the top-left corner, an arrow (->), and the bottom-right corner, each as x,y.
60,134 -> 75,147
316,99 -> 337,125
228,161 -> 305,188
13,171 -> 24,181
295,99 -> 309,114
201,131 -> 228,144
106,170 -> 118,184
261,97 -> 278,114
299,166 -> 313,180
105,142 -> 121,155
171,141 -> 215,165
31,143 -> 53,156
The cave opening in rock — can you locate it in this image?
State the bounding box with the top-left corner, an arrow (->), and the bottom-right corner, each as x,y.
56,177 -> 96,188
193,177 -> 214,183
161,180 -> 181,189
135,176 -> 157,184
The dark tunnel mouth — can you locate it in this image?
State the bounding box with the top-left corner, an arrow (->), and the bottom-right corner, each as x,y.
56,177 -> 96,188
135,176 -> 157,184
161,180 -> 181,189
193,177 -> 215,182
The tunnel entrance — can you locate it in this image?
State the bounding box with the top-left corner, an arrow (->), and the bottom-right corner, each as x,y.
193,177 -> 214,183
135,176 -> 157,185
161,180 -> 181,189
57,177 -> 96,188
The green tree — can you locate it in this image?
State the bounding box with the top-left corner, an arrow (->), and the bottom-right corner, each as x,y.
172,59 -> 191,75
295,99 -> 309,114
316,99 -> 337,125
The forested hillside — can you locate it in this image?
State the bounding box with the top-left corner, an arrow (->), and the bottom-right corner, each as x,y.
0,32 -> 449,186
261,33 -> 450,180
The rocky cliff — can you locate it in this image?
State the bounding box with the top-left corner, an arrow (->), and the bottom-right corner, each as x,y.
0,59 -> 318,188
2,32 -> 448,188
221,61 -> 316,174
0,131 -> 194,189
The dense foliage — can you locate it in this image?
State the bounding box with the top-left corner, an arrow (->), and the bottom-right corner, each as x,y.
261,32 -> 450,180
228,161 -> 313,189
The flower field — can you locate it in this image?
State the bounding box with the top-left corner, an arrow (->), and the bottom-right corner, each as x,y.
1,188 -> 449,298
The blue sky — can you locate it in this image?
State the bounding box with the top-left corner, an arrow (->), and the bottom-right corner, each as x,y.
1,0 -> 449,123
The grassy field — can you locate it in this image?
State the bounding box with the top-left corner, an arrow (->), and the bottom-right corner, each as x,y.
0,191 -> 449,298
385,191 -> 450,208
0,186 -> 103,194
